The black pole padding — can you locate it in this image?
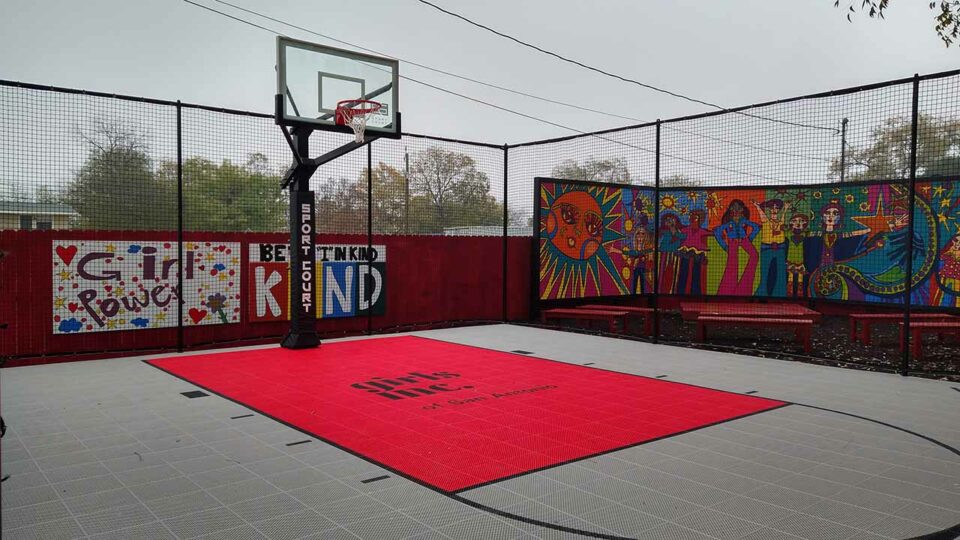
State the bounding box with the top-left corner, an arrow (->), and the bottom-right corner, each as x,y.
282,127 -> 320,349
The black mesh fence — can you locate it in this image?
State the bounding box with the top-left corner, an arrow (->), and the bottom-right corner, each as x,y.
1,71 -> 958,378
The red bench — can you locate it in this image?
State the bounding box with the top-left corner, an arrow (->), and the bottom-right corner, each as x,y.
898,321 -> 960,359
680,301 -> 821,324
695,316 -> 814,353
541,308 -> 629,333
579,305 -> 656,336
849,313 -> 956,345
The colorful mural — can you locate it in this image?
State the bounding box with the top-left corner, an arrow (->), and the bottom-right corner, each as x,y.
538,178 -> 960,308
52,240 -> 241,333
538,181 -> 654,300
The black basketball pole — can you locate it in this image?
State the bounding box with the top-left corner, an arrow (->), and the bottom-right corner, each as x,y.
176,100 -> 184,353
281,125 -> 321,349
652,120 -> 661,344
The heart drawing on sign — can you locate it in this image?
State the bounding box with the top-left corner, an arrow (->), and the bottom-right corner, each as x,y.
188,308 -> 208,324
56,245 -> 78,266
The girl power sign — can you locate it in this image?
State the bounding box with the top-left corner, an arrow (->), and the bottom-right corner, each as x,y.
52,240 -> 241,334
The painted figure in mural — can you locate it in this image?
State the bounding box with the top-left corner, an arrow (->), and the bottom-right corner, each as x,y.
545,191 -> 604,260
676,209 -> 710,295
785,212 -> 811,297
803,201 -> 867,295
622,195 -> 654,294
658,212 -> 686,294
714,199 -> 761,295
752,199 -> 790,297
932,234 -> 960,308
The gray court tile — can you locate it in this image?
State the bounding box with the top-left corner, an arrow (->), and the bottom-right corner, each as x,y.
35,449 -> 99,470
620,487 -> 706,521
143,434 -> 201,453
170,454 -> 237,475
777,472 -> 850,498
891,500 -> 960,528
316,494 -> 395,525
581,503 -> 666,536
264,467 -> 330,491
299,527 -> 362,539
196,524 -> 268,540
743,483 -> 824,511
535,486 -> 611,515
208,477 -> 281,505
436,516 -> 523,540
0,470 -> 49,490
27,440 -> 87,458
738,526 -> 806,540
829,486 -> 910,514
252,508 -> 336,540
369,484 -> 438,510
1,500 -> 72,531
402,500 -> 479,529
1,483 -> 60,509
289,479 -> 363,509
498,473 -> 565,499
74,502 -> 157,535
576,456 -> 637,476
458,485 -> 529,509
318,458 -> 384,480
163,506 -> 243,539
191,464 -> 259,489
878,465 -> 960,493
863,515 -> 943,538
113,463 -> 182,486
342,511 -> 430,539
53,473 -> 124,498
147,490 -> 224,520
244,454 -> 306,477
20,432 -> 79,449
87,521 -> 177,540
0,517 -> 86,540
802,499 -> 889,530
81,433 -> 139,449
675,507 -> 766,539
228,492 -> 307,522
768,512 -> 863,540
129,475 -> 203,501
0,458 -> 41,475
63,487 -> 141,515
799,463 -> 876,486
620,522 -> 715,540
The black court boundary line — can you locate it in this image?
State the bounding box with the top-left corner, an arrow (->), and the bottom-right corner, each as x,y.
142,336 -> 960,540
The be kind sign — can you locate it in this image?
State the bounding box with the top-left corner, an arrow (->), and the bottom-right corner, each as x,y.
52,240 -> 241,334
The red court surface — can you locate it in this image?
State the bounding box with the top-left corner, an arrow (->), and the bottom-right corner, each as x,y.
148,336 -> 787,492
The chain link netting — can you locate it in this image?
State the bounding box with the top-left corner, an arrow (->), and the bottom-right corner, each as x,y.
1,72 -> 957,377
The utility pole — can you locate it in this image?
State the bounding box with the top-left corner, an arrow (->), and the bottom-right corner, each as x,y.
839,118 -> 849,184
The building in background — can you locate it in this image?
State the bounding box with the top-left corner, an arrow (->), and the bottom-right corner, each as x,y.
0,201 -> 76,230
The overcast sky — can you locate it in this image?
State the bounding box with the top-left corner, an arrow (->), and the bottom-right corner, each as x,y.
2,0 -> 958,145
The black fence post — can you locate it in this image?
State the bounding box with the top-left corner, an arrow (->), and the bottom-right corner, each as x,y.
176,100 -> 184,353
653,120 -> 661,344
367,142 -> 373,336
503,144 -> 509,322
902,74 -> 921,376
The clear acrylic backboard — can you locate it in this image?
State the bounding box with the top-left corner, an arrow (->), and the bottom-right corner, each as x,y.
276,36 -> 400,138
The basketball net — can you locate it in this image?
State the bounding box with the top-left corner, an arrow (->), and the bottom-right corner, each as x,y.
335,99 -> 382,143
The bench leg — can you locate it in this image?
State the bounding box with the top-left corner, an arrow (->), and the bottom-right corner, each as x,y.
802,327 -> 812,353
862,322 -> 872,346
644,315 -> 653,337
696,322 -> 706,342
849,319 -> 858,342
899,325 -> 906,352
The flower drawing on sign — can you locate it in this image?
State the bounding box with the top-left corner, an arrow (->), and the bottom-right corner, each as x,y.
207,293 -> 229,324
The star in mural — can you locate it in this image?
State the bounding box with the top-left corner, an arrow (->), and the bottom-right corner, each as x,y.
58,270 -> 72,281
54,297 -> 65,309
851,199 -> 893,244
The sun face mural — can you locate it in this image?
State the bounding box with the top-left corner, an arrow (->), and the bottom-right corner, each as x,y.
538,180 -> 654,300
538,177 -> 960,308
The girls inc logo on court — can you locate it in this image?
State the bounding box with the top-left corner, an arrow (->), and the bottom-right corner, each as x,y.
350,372 -> 470,400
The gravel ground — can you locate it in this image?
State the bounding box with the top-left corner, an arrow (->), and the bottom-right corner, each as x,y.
543,313 -> 960,382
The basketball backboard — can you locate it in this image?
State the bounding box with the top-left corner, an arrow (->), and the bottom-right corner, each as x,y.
276,36 -> 400,139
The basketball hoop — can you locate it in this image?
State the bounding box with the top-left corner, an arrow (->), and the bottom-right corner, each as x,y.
335,99 -> 382,143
